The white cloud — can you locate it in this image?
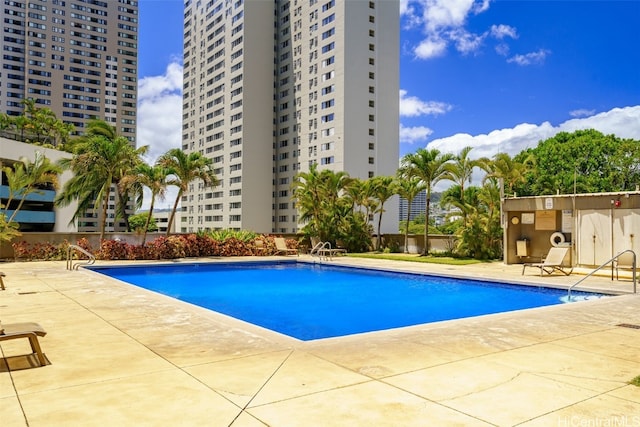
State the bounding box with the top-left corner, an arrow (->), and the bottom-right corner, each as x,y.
569,109 -> 596,118
421,0 -> 479,33
136,61 -> 183,210
449,29 -> 486,55
404,2 -> 547,63
495,43 -> 510,56
425,106 -> 640,160
414,37 -> 448,59
405,0 -> 495,57
137,60 -> 183,100
400,90 -> 452,117
421,106 -> 640,189
137,61 -> 183,164
400,124 -> 434,145
399,0 -> 411,17
490,24 -> 518,40
507,49 -> 551,66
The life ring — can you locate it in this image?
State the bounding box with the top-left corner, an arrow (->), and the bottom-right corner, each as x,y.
550,232 -> 565,247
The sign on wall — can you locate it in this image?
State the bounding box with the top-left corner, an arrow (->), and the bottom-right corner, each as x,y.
561,210 -> 573,233
535,210 -> 557,230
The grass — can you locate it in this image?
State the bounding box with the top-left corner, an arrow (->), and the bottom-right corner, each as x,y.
347,252 -> 486,265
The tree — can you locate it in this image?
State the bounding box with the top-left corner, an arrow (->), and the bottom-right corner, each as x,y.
56,120 -> 148,240
440,185 -> 481,223
454,180 -> 503,259
367,175 -> 397,251
396,174 -> 426,253
0,210 -> 20,244
443,146 -> 488,219
1,151 -> 62,225
292,163 -> 351,244
514,130 -> 640,195
120,163 -> 169,244
157,149 -> 218,235
483,152 -> 532,197
128,212 -> 159,233
400,148 -> 453,255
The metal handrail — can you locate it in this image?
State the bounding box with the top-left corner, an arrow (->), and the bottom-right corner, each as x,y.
310,241 -> 333,260
310,241 -> 325,255
66,244 -> 96,270
567,250 -> 636,300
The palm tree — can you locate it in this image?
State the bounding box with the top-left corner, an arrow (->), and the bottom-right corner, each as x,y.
367,175 -> 397,251
484,152 -> 532,197
443,146 -> 489,222
292,163 -> 325,239
292,164 -> 351,243
0,112 -> 11,134
120,163 -> 170,244
343,177 -> 367,213
56,120 -> 148,240
12,115 -> 29,141
396,174 -> 426,253
51,120 -> 75,149
157,148 -> 218,235
400,148 -> 453,255
1,151 -> 61,224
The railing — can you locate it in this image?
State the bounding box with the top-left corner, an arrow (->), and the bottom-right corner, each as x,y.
567,250 -> 636,300
66,245 -> 96,270
310,241 -> 333,260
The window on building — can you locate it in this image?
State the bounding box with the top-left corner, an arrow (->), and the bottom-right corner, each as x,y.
321,156 -> 334,165
321,14 -> 335,26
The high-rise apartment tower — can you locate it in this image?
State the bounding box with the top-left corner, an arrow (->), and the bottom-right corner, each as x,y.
1,0 -> 139,232
181,0 -> 399,233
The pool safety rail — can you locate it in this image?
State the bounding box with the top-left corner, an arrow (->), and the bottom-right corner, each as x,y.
310,241 -> 348,261
66,245 -> 96,270
310,241 -> 333,260
568,250 -> 637,300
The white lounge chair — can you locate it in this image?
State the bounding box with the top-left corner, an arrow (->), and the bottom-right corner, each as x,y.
274,237 -> 298,256
522,247 -> 573,276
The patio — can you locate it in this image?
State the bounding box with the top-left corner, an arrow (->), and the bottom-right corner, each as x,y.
1,257 -> 639,426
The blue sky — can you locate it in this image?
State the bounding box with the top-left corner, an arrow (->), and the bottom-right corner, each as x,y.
137,0 -> 640,165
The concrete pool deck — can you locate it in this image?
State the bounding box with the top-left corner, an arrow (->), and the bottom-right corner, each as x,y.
1,256 -> 639,426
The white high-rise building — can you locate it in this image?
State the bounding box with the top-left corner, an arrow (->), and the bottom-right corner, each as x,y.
181,0 -> 399,234
1,0 -> 139,232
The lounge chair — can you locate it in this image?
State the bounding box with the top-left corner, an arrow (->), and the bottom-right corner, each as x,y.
0,322 -> 48,366
522,247 -> 573,276
0,272 -> 5,290
252,239 -> 267,255
614,251 -> 636,280
274,237 -> 298,256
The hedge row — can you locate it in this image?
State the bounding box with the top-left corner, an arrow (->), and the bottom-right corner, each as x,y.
11,235 -> 299,261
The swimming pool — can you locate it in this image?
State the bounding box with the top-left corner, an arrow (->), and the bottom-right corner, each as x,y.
89,261 -> 606,340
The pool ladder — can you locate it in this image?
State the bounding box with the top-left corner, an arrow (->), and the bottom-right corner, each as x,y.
310,241 -> 333,260
66,244 -> 96,270
567,250 -> 636,300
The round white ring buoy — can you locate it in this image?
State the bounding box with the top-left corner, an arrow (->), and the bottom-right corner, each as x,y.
550,232 -> 565,247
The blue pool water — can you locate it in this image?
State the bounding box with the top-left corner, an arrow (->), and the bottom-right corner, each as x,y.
89,262 -> 606,340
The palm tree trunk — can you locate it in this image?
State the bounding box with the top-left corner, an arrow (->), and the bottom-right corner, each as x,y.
115,184 -> 132,231
166,190 -> 182,236
6,186 -> 31,224
424,190 -> 431,256
404,204 -> 411,254
99,187 -> 110,241
376,206 -> 383,251
143,196 -> 155,246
